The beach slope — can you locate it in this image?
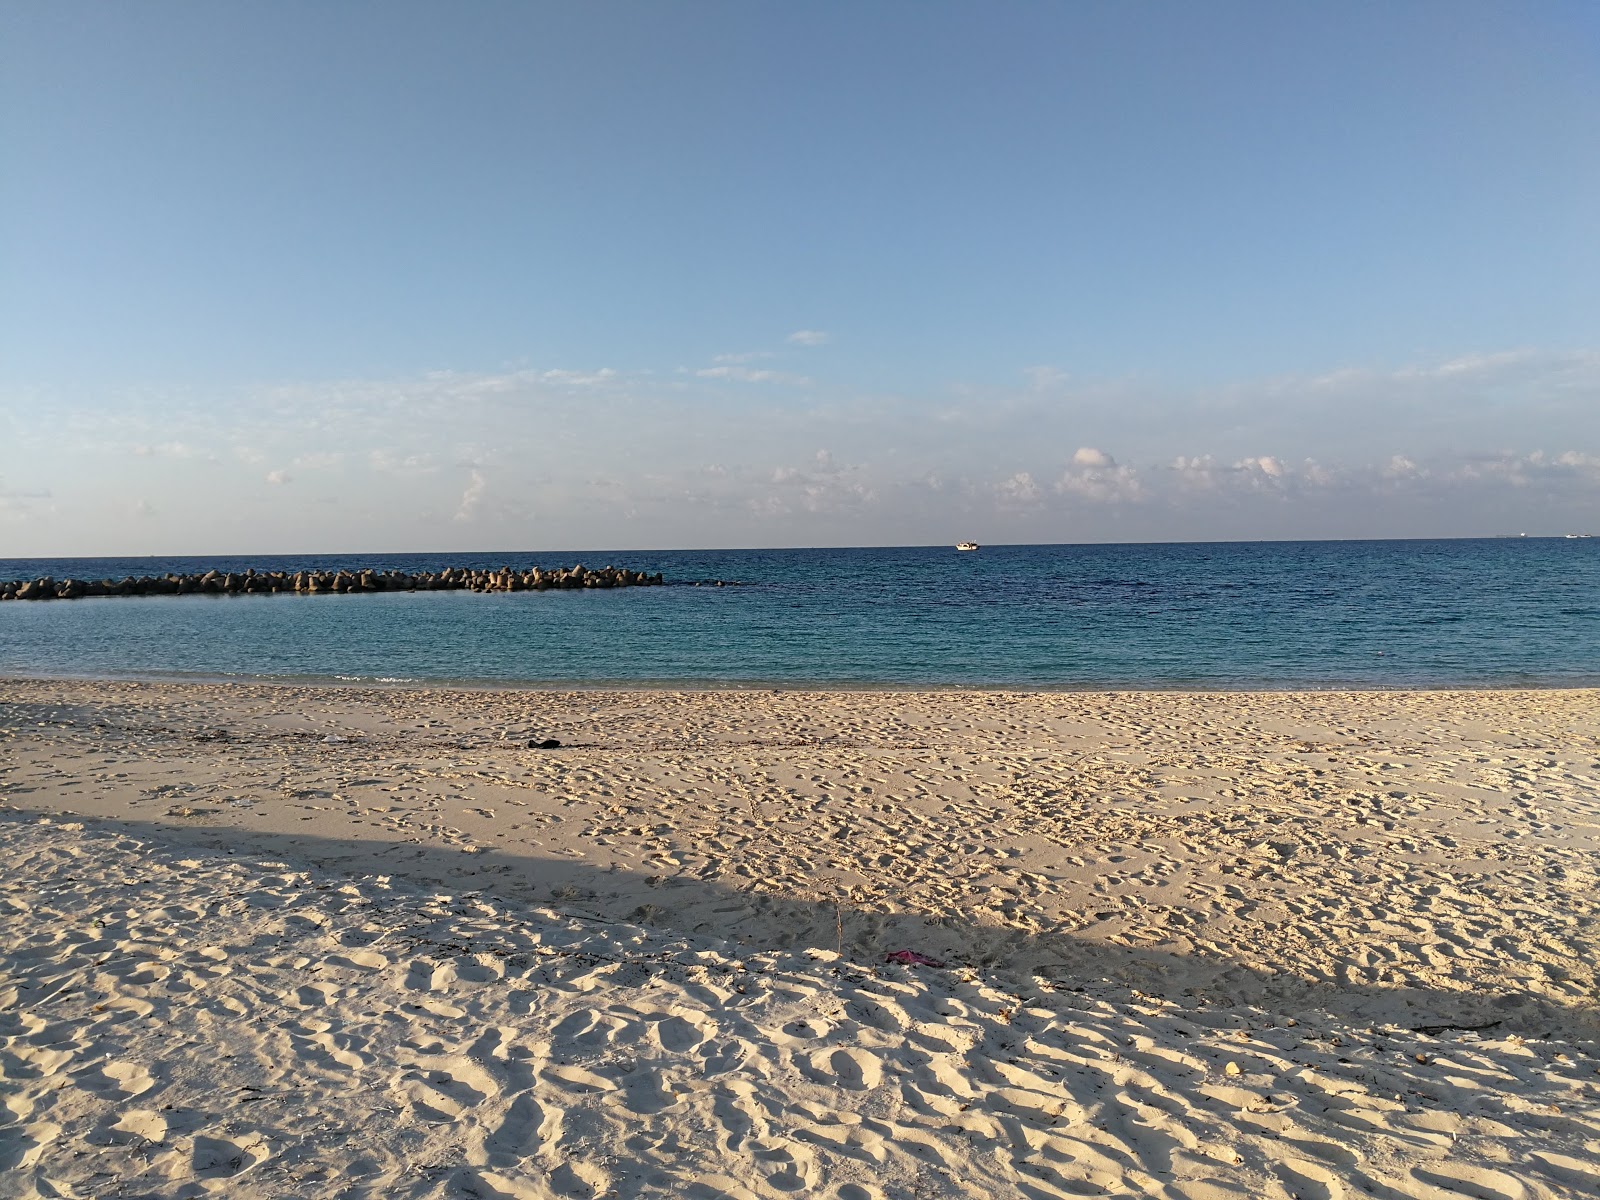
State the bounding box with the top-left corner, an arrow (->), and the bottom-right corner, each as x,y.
2,680 -> 1597,1197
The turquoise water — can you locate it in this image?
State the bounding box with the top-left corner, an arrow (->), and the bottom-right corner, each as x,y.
1,540 -> 1597,689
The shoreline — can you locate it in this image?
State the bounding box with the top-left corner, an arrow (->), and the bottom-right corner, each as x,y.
4,675 -> 1598,1197
7,669 -> 1600,696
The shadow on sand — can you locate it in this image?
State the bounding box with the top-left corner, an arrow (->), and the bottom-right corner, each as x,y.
8,805 -> 1595,1043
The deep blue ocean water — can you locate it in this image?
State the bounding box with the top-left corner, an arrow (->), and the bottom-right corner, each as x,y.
1,540 -> 1597,689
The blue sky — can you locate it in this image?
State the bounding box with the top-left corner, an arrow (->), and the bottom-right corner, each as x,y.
3,1 -> 1598,553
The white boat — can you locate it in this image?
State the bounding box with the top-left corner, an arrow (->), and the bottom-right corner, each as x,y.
956,541 -> 979,551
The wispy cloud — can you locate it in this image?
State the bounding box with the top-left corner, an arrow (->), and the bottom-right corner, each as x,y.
786,330 -> 829,347
292,451 -> 344,470
131,440 -> 209,460
1449,449 -> 1600,486
0,480 -> 53,522
6,348 -> 1598,550
756,449 -> 875,516
696,365 -> 811,385
369,449 -> 437,474
533,367 -> 619,388
1024,366 -> 1069,390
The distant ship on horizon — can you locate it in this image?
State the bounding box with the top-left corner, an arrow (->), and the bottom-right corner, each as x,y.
956,541 -> 979,551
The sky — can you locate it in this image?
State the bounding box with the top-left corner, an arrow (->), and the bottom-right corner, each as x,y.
2,1 -> 1598,555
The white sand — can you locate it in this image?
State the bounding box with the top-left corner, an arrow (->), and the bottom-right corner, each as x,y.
2,680 -> 1598,1198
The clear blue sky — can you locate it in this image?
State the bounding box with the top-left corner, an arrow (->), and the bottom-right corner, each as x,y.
3,1 -> 1598,553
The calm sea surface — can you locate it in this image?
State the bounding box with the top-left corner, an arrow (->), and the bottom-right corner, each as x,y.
1,540 -> 1596,689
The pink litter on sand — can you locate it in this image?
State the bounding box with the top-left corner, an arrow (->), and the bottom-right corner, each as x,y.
885,950 -> 945,967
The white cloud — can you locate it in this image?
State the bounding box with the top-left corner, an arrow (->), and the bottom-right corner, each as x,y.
711,351 -> 775,364
1383,454 -> 1422,479
759,449 -> 875,515
454,469 -> 487,521
1166,454 -> 1321,494
1056,464 -> 1143,503
1448,449 -> 1600,487
1237,455 -> 1286,480
1055,448 -> 1142,503
993,471 -> 1043,507
265,469 -> 291,485
787,330 -> 830,347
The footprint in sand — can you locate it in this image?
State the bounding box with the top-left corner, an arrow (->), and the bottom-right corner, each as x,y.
455,956 -> 505,984
404,959 -> 456,991
617,1068 -> 683,1115
548,1159 -> 612,1198
92,1060 -> 156,1098
291,981 -> 339,1007
1527,1151 -> 1600,1193
190,1132 -> 267,1178
1407,1162 -> 1530,1200
12,1045 -> 75,1078
752,1141 -> 820,1193
686,1173 -> 764,1200
304,1030 -> 370,1071
0,1121 -> 62,1172
804,1047 -> 884,1091
118,961 -> 172,986
542,1063 -> 624,1097
1273,1158 -> 1346,1200
105,1108 -> 168,1145
326,949 -> 389,972
549,1009 -> 619,1048
456,1170 -> 546,1200
483,1092 -> 557,1158
396,1066 -> 493,1122
651,1012 -> 712,1053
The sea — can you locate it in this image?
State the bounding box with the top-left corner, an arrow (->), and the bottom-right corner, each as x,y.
1,540 -> 1597,690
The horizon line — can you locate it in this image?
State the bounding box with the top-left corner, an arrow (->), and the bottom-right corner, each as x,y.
2,532 -> 1591,562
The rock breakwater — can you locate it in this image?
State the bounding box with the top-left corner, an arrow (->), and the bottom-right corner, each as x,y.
0,564 -> 665,601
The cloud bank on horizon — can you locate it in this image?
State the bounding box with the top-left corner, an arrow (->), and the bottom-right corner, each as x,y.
4,346 -> 1598,554
2,4 -> 1597,554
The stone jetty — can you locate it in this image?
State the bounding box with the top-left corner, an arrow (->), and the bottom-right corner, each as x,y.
0,565 -> 666,601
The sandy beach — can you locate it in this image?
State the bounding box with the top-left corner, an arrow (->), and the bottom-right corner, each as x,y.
2,679 -> 1598,1198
